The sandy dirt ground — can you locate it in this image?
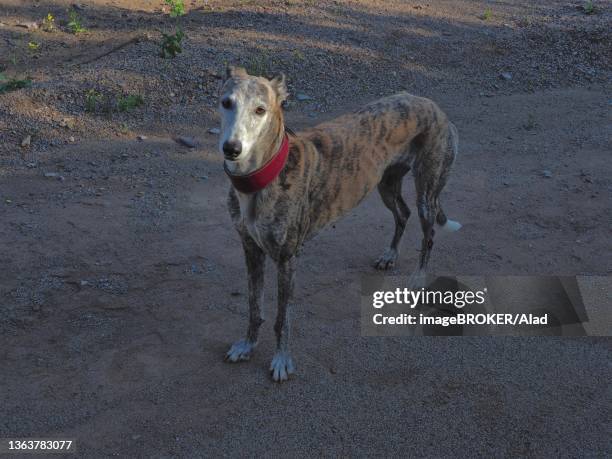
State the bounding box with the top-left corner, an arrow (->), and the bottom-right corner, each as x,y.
1,0 -> 611,457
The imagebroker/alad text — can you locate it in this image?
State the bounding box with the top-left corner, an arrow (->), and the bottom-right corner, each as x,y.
372,313 -> 549,327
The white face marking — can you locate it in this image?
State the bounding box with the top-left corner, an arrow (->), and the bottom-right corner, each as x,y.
219,81 -> 270,169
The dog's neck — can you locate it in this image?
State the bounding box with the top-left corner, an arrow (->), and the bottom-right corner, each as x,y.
225,111 -> 286,176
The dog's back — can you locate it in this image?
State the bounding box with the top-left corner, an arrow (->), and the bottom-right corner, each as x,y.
294,92 -> 452,237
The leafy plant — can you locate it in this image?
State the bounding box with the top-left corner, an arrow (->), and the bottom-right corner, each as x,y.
42,13 -> 55,32
28,41 -> 40,51
85,89 -> 102,112
67,9 -> 86,34
0,74 -> 32,93
481,8 -> 492,20
160,29 -> 184,58
165,0 -> 186,17
583,1 -> 595,14
117,94 -> 144,112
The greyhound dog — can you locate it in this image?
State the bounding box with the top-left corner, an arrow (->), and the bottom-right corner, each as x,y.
219,66 -> 460,382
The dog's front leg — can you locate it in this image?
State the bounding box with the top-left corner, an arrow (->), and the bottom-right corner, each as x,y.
270,256 -> 296,382
225,235 -> 265,362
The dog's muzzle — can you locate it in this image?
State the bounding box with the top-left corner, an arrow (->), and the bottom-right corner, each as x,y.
223,140 -> 242,160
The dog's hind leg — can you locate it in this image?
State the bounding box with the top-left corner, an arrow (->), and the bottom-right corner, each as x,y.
374,162 -> 411,270
225,235 -> 266,363
270,256 -> 296,382
408,184 -> 439,289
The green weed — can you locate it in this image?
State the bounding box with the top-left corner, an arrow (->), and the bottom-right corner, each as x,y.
164,0 -> 186,17
85,89 -> 103,112
583,1 -> 595,14
0,73 -> 32,93
42,13 -> 56,32
160,29 -> 184,58
67,9 -> 87,34
117,94 -> 144,112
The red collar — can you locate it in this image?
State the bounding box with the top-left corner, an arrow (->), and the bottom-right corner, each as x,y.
224,134 -> 290,194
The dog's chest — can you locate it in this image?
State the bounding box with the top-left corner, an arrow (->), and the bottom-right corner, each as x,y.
236,192 -> 283,251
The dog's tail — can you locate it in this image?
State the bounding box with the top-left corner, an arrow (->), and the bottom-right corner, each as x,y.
437,122 -> 461,232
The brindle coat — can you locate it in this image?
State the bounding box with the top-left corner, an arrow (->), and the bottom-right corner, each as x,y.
220,67 -> 459,382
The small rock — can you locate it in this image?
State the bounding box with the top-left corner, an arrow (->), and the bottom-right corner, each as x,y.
296,93 -> 313,101
68,136 -> 75,143
131,434 -> 141,441
136,135 -> 147,141
541,170 -> 552,178
59,118 -> 75,129
207,127 -> 220,135
26,162 -> 37,168
80,280 -> 90,287
175,136 -> 197,148
21,135 -> 31,147
500,72 -> 512,81
44,172 -> 65,181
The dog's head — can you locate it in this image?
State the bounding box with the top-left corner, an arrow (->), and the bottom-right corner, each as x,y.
218,66 -> 288,164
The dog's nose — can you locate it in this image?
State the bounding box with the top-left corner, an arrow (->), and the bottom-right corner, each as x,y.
223,140 -> 242,159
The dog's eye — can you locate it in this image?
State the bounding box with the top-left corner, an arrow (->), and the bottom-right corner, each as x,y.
221,98 -> 232,109
255,106 -> 266,116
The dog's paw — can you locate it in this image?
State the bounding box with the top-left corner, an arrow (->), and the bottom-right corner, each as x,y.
374,248 -> 398,270
270,352 -> 295,382
225,339 -> 256,363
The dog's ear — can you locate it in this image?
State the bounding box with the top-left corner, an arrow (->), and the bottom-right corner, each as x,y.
226,65 -> 247,80
270,73 -> 288,105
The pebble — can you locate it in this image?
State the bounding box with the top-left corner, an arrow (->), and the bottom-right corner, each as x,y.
137,135 -> 147,141
59,118 -> 75,129
500,72 -> 513,81
44,172 -> 65,181
175,136 -> 197,148
541,170 -> 552,178
296,93 -> 313,101
207,127 -> 220,135
68,136 -> 75,143
21,135 -> 31,147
